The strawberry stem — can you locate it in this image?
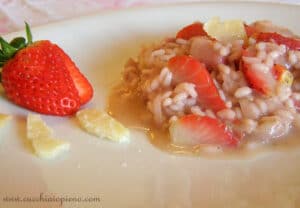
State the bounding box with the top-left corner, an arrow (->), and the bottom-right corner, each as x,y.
0,22 -> 34,82
25,22 -> 32,45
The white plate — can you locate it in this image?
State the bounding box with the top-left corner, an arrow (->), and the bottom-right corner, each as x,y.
1,2 -> 300,208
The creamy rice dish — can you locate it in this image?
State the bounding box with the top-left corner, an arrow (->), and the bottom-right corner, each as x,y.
110,18 -> 300,152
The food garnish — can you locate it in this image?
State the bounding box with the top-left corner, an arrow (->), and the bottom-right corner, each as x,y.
76,109 -> 130,143
204,17 -> 247,42
0,113 -> 11,128
31,137 -> 70,159
0,23 -> 93,116
27,114 -> 70,159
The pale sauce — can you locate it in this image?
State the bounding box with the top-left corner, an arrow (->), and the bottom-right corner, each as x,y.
108,84 -> 300,158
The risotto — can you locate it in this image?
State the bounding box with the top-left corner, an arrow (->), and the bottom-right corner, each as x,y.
109,18 -> 300,154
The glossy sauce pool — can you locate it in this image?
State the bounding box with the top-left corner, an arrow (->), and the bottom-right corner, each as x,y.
108,85 -> 300,158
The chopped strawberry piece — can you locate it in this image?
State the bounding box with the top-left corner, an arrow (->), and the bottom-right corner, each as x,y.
241,49 -> 277,95
272,64 -> 286,80
293,100 -> 300,111
169,114 -> 239,147
256,32 -> 300,50
190,37 -> 225,69
168,55 -> 226,112
176,22 -> 208,40
244,24 -> 258,37
244,23 -> 300,50
241,61 -> 272,95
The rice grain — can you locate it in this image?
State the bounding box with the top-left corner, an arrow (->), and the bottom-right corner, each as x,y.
217,109 -> 236,120
151,49 -> 165,57
234,87 -> 252,98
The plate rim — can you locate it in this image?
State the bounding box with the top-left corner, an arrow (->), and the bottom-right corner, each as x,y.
4,0 -> 300,37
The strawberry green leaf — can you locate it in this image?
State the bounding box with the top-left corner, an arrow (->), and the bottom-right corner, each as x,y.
0,37 -> 17,58
0,23 -> 33,72
10,37 -> 26,50
25,22 -> 32,45
0,51 -> 8,62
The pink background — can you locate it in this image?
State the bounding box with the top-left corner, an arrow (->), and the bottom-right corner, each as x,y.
0,0 -> 298,34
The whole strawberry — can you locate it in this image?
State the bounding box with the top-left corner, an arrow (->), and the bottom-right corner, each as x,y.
0,23 -> 93,116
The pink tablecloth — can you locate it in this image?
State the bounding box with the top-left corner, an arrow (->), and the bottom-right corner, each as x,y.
0,0 -> 299,35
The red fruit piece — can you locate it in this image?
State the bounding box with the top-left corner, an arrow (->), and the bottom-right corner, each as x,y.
0,23 -> 93,116
293,100 -> 300,111
168,55 -> 226,112
176,22 -> 208,40
272,64 -> 285,80
244,24 -> 258,37
54,45 -> 93,105
1,40 -> 81,116
256,32 -> 300,50
169,114 -> 239,147
189,37 -> 225,70
241,49 -> 277,95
